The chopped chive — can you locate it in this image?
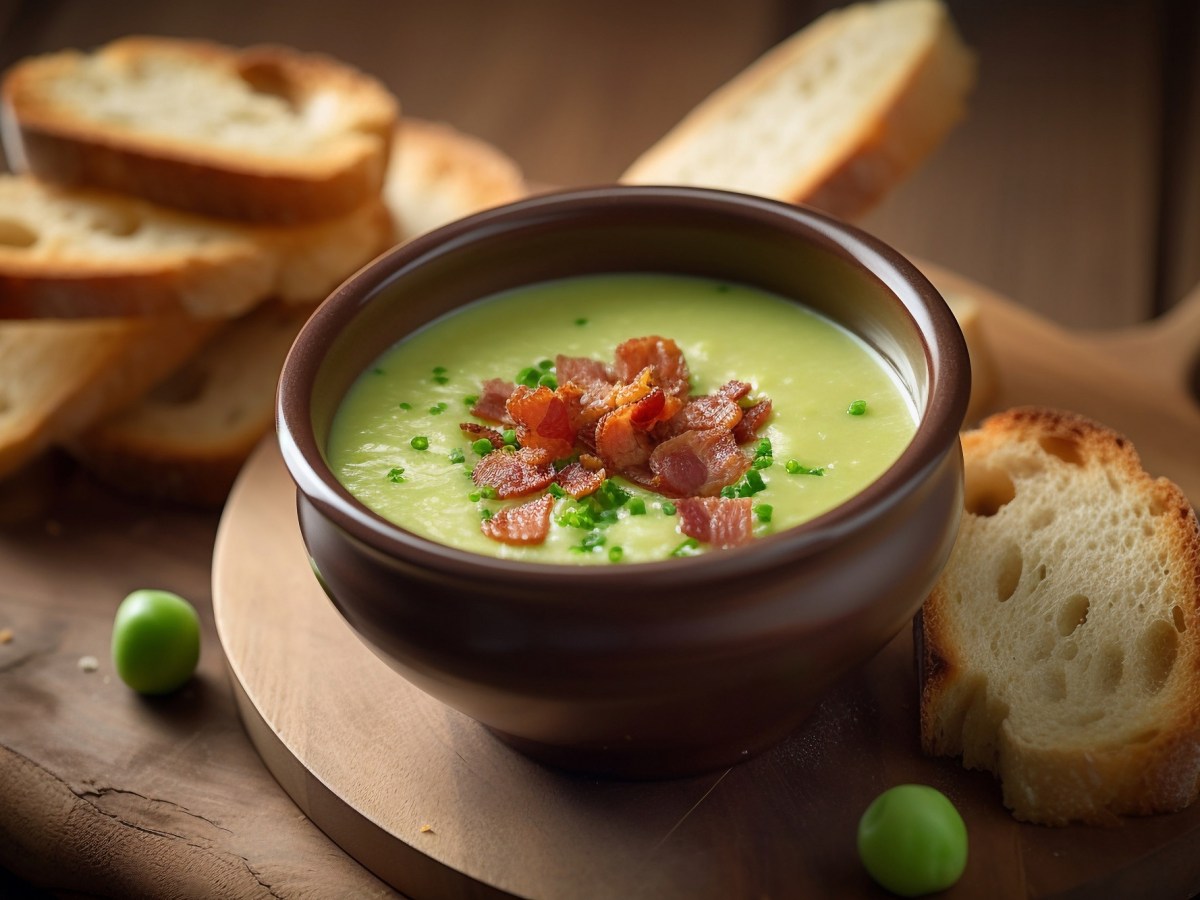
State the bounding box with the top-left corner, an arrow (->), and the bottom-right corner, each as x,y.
720,485 -> 737,499
574,317 -> 588,326
372,366 -> 386,375
537,372 -> 558,389
848,399 -> 868,416
716,283 -> 731,293
597,508 -> 619,524
627,497 -> 646,516
754,438 -> 773,458
516,366 -> 540,388
480,485 -> 498,500
785,459 -> 825,476
538,359 -> 554,371
608,546 -> 624,563
661,501 -> 676,516
429,402 -> 448,415
480,508 -> 493,521
432,366 -> 447,375
580,531 -> 606,550
743,469 -> 766,494
463,394 -> 478,408
547,482 -> 567,499
669,538 -> 701,558
432,375 -> 450,385
502,428 -> 518,446
471,438 -> 493,456
754,503 -> 773,523
468,490 -> 482,502
595,479 -> 631,509
398,402 -> 412,411
410,435 -> 430,451
386,467 -> 406,483
752,455 -> 773,470
448,448 -> 465,464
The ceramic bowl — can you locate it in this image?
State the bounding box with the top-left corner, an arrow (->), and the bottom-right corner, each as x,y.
277,185 -> 969,778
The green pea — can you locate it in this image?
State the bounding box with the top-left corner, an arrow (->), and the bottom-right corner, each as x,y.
857,784 -> 967,897
111,589 -> 201,695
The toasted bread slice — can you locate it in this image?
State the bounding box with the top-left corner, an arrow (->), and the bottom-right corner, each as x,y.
918,407 -> 1200,825
620,0 -> 975,220
0,315 -> 220,479
0,174 -> 395,318
67,303 -> 309,506
385,118 -> 526,239
1,36 -> 398,223
67,118 -> 526,505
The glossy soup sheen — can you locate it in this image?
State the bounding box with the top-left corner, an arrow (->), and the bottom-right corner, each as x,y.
327,273 -> 917,564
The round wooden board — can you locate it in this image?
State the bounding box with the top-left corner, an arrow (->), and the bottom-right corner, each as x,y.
213,272 -> 1200,900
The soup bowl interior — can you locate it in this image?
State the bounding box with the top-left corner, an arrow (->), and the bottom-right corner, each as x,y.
278,185 -> 969,778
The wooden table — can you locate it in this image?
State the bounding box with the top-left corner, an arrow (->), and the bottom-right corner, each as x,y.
2,1 -> 1199,897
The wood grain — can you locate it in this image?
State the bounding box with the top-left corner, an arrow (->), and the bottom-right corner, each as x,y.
210,269 -> 1200,900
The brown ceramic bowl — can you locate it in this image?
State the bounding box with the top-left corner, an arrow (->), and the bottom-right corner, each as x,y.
277,185 -> 969,779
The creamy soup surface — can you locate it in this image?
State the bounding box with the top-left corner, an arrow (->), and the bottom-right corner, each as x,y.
328,273 -> 917,564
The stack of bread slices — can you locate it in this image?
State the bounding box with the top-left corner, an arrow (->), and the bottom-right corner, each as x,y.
0,36 -> 526,504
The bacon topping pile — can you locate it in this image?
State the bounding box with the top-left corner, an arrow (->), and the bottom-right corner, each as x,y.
465,335 -> 771,548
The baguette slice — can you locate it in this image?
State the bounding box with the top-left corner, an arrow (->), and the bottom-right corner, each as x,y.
1,36 -> 398,223
67,303 -> 310,507
385,118 -> 526,239
68,117 -> 526,505
0,315 -> 220,478
918,407 -> 1200,825
0,173 -> 395,318
620,0 -> 975,220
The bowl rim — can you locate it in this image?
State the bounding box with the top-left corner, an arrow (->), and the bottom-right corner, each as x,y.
277,184 -> 969,590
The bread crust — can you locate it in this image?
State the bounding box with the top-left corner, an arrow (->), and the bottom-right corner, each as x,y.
0,175 -> 395,318
2,37 -> 399,223
918,407 -> 1200,825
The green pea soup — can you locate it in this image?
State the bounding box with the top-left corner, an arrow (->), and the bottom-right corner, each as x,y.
327,273 -> 917,564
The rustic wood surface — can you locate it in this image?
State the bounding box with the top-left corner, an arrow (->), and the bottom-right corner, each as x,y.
2,0 -> 1199,897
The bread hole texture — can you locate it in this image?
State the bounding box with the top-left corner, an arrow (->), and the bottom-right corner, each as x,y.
964,463 -> 1014,517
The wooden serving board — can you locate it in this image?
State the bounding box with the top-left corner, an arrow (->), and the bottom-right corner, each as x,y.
213,266 -> 1200,900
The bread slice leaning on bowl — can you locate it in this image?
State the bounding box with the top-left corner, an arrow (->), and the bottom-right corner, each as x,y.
620,0 -> 975,221
918,406 -> 1200,825
1,36 -> 399,223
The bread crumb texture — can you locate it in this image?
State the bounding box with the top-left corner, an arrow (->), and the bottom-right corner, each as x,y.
920,407 -> 1200,825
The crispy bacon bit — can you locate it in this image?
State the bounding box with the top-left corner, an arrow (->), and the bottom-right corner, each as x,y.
733,398 -> 773,444
595,405 -> 657,474
472,378 -> 515,423
471,447 -> 555,498
579,453 -> 605,472
481,494 -> 554,545
666,392 -> 743,436
614,336 -> 689,397
649,428 -> 751,497
718,380 -> 753,402
506,386 -> 576,459
466,334 -> 772,550
556,355 -> 613,390
675,497 -> 754,548
555,461 -> 606,499
459,422 -> 504,448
